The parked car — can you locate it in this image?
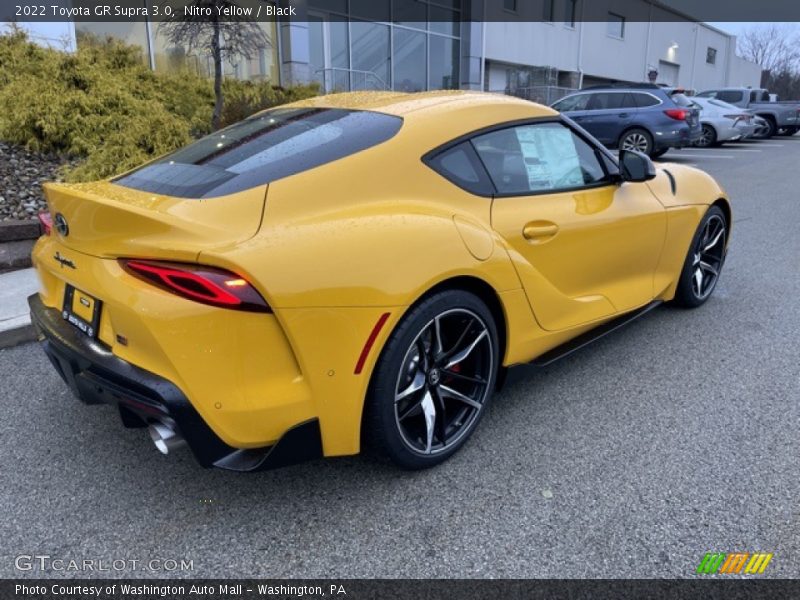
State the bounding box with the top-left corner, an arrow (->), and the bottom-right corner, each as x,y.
29,91 -> 731,471
689,97 -> 758,146
551,84 -> 702,158
695,88 -> 800,137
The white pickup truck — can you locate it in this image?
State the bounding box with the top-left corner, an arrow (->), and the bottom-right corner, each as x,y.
695,88 -> 800,138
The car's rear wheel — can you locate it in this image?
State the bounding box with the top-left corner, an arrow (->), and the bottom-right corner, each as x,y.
695,124 -> 717,147
673,206 -> 727,308
363,290 -> 499,469
620,128 -> 654,156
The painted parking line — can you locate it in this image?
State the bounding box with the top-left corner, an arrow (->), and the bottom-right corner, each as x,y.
670,154 -> 736,159
707,148 -> 763,153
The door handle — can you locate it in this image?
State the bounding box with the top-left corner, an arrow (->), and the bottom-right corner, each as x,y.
523,222 -> 559,241
618,112 -> 630,118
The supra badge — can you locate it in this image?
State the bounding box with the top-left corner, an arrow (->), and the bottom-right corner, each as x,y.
53,251 -> 76,270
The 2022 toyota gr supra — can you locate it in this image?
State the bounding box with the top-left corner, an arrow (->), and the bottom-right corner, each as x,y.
29,91 -> 731,470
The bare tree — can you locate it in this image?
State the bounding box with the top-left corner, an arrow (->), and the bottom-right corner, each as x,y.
738,24 -> 800,75
159,1 -> 271,129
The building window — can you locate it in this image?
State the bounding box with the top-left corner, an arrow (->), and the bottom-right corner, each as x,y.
706,47 -> 717,65
350,21 -> 391,90
543,0 -> 555,22
564,0 -> 578,27
607,13 -> 625,39
503,0 -> 517,12
393,28 -> 426,92
75,23 -> 151,68
429,35 -> 459,90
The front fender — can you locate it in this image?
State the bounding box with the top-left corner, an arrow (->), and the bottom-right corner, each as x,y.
647,163 -> 728,209
647,164 -> 731,300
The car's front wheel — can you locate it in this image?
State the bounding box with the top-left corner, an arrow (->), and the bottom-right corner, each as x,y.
673,206 -> 728,308
363,290 -> 499,469
620,128 -> 654,157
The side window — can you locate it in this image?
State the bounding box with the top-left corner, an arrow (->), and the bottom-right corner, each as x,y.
425,141 -> 494,196
472,122 -> 609,195
633,93 -> 661,107
583,93 -> 633,110
619,93 -> 638,109
553,93 -> 590,112
588,93 -> 627,110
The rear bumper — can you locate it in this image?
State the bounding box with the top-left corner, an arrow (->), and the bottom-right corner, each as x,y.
653,125 -> 701,149
28,293 -> 322,472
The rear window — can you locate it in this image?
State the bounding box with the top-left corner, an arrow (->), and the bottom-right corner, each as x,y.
671,93 -> 694,107
716,90 -> 744,104
114,108 -> 403,198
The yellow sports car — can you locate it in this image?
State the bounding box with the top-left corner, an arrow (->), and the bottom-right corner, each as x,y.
29,91 -> 730,470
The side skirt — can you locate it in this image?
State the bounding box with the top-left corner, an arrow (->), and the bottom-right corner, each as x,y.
530,300 -> 662,368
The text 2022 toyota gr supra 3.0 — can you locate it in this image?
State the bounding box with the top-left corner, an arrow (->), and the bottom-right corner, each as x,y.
29,91 -> 731,471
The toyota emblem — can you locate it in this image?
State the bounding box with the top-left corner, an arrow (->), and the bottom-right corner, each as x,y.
54,213 -> 69,237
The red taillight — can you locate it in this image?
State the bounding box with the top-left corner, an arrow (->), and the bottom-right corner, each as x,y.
664,109 -> 687,121
120,259 -> 271,313
38,211 -> 52,236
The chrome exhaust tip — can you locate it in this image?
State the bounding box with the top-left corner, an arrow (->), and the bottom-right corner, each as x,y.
148,422 -> 186,455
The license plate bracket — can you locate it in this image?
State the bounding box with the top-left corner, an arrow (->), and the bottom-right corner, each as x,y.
62,285 -> 102,339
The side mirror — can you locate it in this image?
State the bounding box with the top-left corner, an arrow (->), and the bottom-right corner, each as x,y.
619,149 -> 657,182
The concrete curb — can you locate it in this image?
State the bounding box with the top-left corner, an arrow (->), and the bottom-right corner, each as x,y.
0,268 -> 39,350
0,219 -> 40,242
0,220 -> 39,273
0,323 -> 36,350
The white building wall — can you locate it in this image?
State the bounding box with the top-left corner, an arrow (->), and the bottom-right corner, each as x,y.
727,55 -> 763,89
482,7 -> 761,92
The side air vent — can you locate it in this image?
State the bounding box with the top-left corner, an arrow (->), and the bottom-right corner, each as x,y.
662,169 -> 677,195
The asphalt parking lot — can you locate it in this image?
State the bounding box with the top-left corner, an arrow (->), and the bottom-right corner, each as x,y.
1,137 -> 798,579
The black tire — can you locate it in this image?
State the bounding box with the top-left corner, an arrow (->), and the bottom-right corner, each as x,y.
673,206 -> 728,308
619,128 -> 654,156
694,124 -> 718,147
651,148 -> 669,159
763,117 -> 778,138
363,290 -> 500,469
